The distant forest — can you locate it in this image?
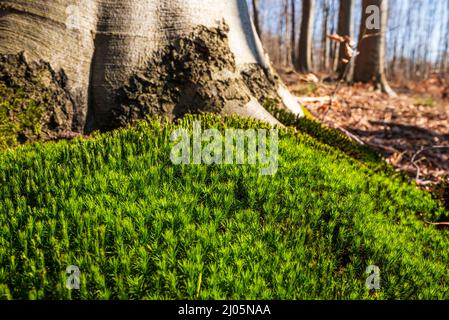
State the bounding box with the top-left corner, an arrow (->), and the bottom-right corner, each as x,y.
250,0 -> 449,82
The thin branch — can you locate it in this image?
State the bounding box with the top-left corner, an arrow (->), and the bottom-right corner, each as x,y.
320,26 -> 369,121
411,146 -> 449,180
336,127 -> 365,145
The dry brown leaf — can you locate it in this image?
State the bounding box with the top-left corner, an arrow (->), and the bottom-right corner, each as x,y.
327,34 -> 345,43
389,152 -> 404,166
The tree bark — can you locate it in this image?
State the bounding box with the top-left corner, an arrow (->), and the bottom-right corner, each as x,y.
321,0 -> 330,71
0,0 -> 304,132
251,0 -> 262,37
283,0 -> 292,66
354,0 -> 396,96
439,2 -> 449,72
290,0 -> 297,66
296,0 -> 315,73
336,0 -> 354,81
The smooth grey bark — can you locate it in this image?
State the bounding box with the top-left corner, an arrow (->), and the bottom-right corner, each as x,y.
354,0 -> 396,96
251,0 -> 262,37
0,0 -> 304,132
0,0 -> 98,130
336,0 -> 354,81
296,0 -> 315,73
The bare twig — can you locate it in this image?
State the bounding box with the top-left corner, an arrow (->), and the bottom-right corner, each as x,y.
320,41 -> 363,121
320,23 -> 383,122
424,220 -> 449,227
336,127 -> 365,145
411,146 -> 449,180
296,96 -> 332,104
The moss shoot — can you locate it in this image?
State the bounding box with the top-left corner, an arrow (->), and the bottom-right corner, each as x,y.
1,114 -> 449,299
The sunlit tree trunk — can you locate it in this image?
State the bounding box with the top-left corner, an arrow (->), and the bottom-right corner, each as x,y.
321,0 -> 330,71
283,0 -> 292,66
251,0 -> 262,37
296,0 -> 315,73
0,0 -> 304,132
290,0 -> 297,66
336,0 -> 354,81
354,0 -> 396,96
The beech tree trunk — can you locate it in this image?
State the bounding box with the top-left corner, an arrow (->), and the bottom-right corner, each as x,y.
321,0 -> 330,71
290,0 -> 296,66
251,0 -> 262,37
354,0 -> 396,96
336,0 -> 354,81
283,0 -> 292,66
296,0 -> 315,73
0,0 -> 304,132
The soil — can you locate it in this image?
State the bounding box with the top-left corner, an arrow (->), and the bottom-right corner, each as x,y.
0,52 -> 76,142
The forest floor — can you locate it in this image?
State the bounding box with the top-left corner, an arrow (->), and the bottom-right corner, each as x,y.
278,67 -> 449,188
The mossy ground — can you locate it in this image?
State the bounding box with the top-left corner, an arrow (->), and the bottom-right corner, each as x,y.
0,114 -> 448,299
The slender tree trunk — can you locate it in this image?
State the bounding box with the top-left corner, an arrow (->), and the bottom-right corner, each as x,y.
284,0 -> 292,66
291,0 -> 297,66
278,5 -> 286,65
336,0 -> 354,81
0,0 -> 305,132
390,0 -> 402,79
443,5 -> 449,73
442,2 -> 449,73
439,2 -> 449,72
252,0 -> 262,37
354,0 -> 396,96
321,0 -> 330,71
403,0 -> 416,80
413,1 -> 423,80
296,0 -> 315,73
329,1 -> 340,72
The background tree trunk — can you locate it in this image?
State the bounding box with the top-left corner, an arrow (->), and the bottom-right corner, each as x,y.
336,0 -> 355,81
321,0 -> 330,71
354,0 -> 396,96
290,0 -> 297,67
0,0 -> 304,132
296,0 -> 315,73
283,0 -> 292,66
